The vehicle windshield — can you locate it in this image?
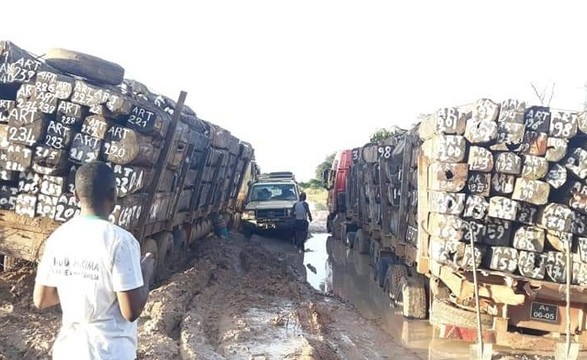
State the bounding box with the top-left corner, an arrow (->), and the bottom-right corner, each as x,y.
249,184 -> 297,201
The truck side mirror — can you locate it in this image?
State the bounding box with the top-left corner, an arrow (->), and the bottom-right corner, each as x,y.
322,169 -> 332,189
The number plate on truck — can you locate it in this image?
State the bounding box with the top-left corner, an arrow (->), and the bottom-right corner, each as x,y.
530,302 -> 558,323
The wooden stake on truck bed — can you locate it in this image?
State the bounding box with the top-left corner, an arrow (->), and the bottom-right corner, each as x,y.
135,91 -> 187,243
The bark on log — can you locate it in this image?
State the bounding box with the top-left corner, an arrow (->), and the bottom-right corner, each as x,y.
546,251 -> 567,283
491,173 -> 516,195
487,246 -> 518,273
35,71 -> 74,100
69,133 -> 101,164
32,145 -> 69,175
52,193 -> 80,223
568,181 -> 587,214
524,106 -> 551,132
468,146 -> 493,172
540,204 -> 574,233
464,195 -> 489,220
102,125 -> 161,166
418,107 -> 466,140
422,135 -> 466,162
545,231 -> 570,254
0,185 -> 17,210
488,196 -> 519,221
572,262 -> 587,286
36,193 -> 57,219
495,152 -> 522,175
466,172 -> 491,196
15,193 -> 37,218
518,250 -> 546,280
549,110 -> 578,139
107,163 -> 152,197
499,99 -> 526,124
0,99 -> 15,123
428,162 -> 468,192
40,175 -> 65,197
483,218 -> 512,246
56,100 -> 85,127
576,237 -> 587,263
125,103 -> 170,138
520,131 -> 548,156
81,115 -> 110,139
513,226 -> 545,252
512,178 -> 550,205
545,164 -> 567,189
427,213 -> 466,240
428,191 -> 466,215
516,202 -> 539,225
44,120 -> 74,150
572,211 -> 587,236
465,119 -> 498,144
492,122 -> 525,151
521,155 -> 549,180
565,148 -> 587,179
2,144 -> 32,171
0,41 -> 42,84
109,193 -> 147,230
545,137 -> 568,162
454,244 -> 484,271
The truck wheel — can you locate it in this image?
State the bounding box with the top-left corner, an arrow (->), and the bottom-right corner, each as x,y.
386,264 -> 408,301
345,231 -> 357,248
354,229 -> 369,255
44,48 -> 125,85
401,277 -> 427,319
375,256 -> 392,288
142,238 -> 159,287
173,229 -> 188,264
154,232 -> 174,282
430,299 -> 493,329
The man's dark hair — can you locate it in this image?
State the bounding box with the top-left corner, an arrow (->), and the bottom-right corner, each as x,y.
75,161 -> 116,207
299,192 -> 307,201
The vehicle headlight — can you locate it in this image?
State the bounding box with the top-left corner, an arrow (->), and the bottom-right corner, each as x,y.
242,210 -> 255,220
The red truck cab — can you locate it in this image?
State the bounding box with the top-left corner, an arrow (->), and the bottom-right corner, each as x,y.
323,150 -> 352,233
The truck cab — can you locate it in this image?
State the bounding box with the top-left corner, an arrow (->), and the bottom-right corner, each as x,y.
240,171 -> 299,236
323,150 -> 352,233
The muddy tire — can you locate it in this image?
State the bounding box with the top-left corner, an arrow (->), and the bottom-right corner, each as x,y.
173,228 -> 188,264
429,299 -> 493,329
386,264 -> 408,300
154,232 -> 174,282
345,231 -> 357,248
332,214 -> 343,240
401,278 -> 427,319
142,238 -> 158,287
354,229 -> 369,255
45,48 -> 125,85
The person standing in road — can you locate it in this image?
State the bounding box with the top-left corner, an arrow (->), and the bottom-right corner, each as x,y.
33,161 -> 155,360
292,192 -> 313,252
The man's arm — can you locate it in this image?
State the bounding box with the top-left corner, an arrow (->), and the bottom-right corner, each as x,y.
304,202 -> 313,222
116,253 -> 154,322
112,235 -> 155,322
33,285 -> 60,309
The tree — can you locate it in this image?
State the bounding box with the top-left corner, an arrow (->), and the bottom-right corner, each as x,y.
369,126 -> 406,143
315,152 -> 336,181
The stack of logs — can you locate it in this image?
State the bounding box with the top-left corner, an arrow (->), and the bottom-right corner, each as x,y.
0,41 -> 244,232
421,99 -> 587,285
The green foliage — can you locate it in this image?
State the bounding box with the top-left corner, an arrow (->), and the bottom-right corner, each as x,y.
369,128 -> 393,143
298,179 -> 322,189
315,152 -> 336,182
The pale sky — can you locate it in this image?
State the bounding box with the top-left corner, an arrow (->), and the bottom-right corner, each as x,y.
3,1 -> 587,181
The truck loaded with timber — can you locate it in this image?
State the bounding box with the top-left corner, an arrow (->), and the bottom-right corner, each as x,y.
0,41 -> 257,283
325,99 -> 587,351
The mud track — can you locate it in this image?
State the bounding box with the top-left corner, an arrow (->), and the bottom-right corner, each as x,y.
0,232 -> 419,360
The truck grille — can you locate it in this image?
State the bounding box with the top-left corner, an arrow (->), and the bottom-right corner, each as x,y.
256,209 -> 287,219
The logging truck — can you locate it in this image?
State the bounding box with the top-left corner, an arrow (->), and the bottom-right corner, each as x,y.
325,99 -> 587,351
0,41 -> 257,283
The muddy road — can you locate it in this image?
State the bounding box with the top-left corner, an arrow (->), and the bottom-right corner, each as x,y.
0,229 -> 421,360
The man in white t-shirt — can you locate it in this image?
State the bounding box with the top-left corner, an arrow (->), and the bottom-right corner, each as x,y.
34,161 -> 155,360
